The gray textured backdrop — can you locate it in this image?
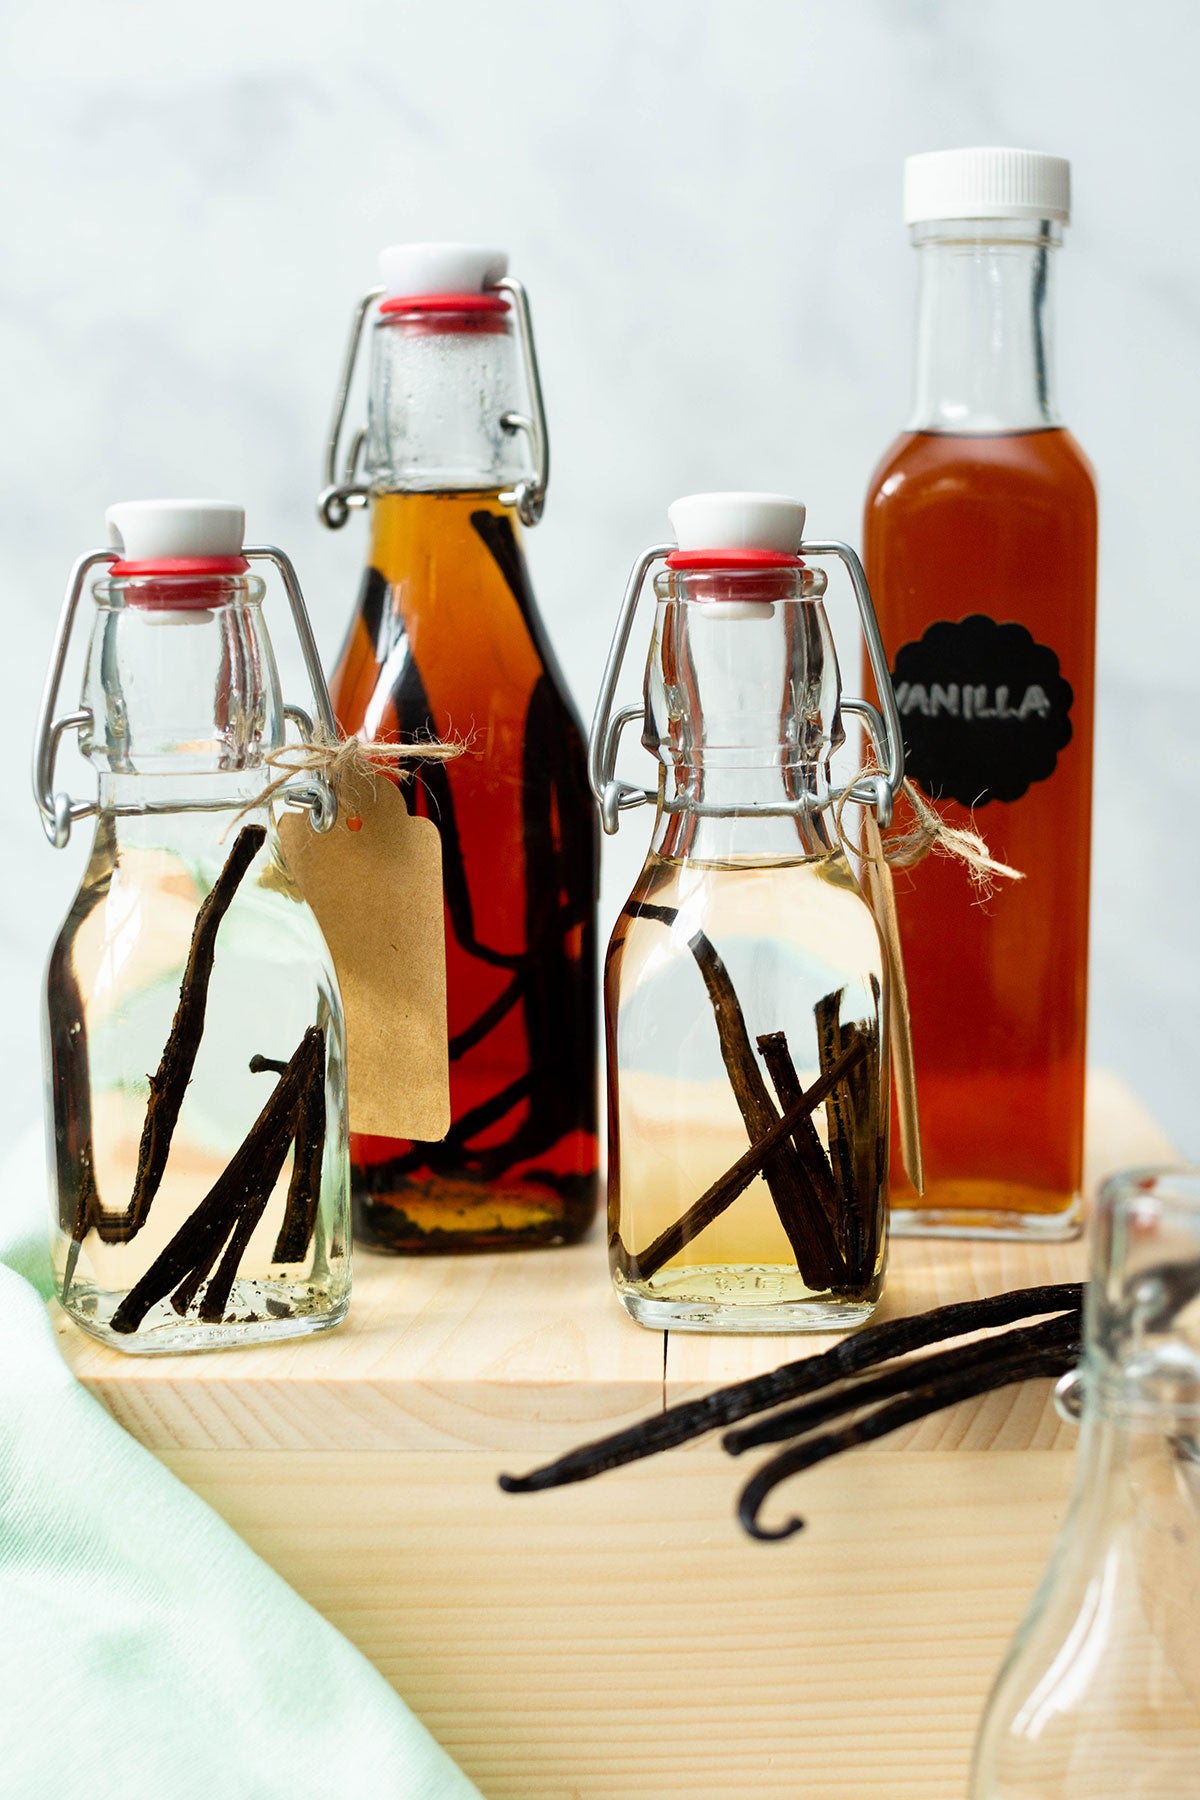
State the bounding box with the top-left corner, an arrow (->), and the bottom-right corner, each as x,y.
2,0 -> 1196,1157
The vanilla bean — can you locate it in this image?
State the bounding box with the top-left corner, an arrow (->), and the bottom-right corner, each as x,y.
755,1031 -> 847,1283
198,1183 -> 276,1323
498,1281 -> 1083,1493
169,1236 -> 229,1319
627,901 -> 840,1289
85,824 -> 267,1250
614,1040 -> 866,1282
186,1044 -> 319,1322
844,1020 -> 884,1283
814,990 -> 854,1223
808,993 -> 885,1286
268,1033 -> 328,1264
737,1338 -> 1080,1542
111,1025 -> 324,1334
170,1043 -> 327,1321
723,1311 -> 1082,1454
126,824 -> 267,1239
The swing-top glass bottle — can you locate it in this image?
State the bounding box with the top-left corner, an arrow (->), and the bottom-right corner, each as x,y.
592,493 -> 905,1332
319,241 -> 598,1254
34,500 -> 351,1352
971,1167 -> 1200,1797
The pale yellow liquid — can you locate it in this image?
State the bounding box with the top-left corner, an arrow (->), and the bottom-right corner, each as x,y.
606,850 -> 888,1332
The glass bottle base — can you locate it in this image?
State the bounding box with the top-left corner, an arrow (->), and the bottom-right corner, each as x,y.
353,1176 -> 598,1254
60,1276 -> 351,1355
614,1265 -> 882,1334
890,1183 -> 1083,1242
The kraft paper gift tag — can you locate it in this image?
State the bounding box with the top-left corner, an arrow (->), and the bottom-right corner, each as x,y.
279,775 -> 450,1143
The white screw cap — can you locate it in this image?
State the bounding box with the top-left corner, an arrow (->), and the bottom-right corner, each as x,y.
106,499 -> 246,561
904,147 -> 1070,225
668,492 -> 806,554
378,242 -> 508,299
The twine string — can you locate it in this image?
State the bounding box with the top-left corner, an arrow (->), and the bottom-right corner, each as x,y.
834,768 -> 1024,896
226,729 -> 463,833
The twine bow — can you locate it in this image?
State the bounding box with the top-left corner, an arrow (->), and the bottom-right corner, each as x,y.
836,771 -> 1024,897
226,729 -> 463,834
881,777 -> 1024,892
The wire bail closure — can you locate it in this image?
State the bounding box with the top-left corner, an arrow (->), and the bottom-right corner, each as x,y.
587,540 -> 906,837
316,276 -> 550,531
32,546 -> 340,849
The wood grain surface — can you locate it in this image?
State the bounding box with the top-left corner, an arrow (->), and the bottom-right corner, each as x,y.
167,1445 -> 1074,1800
57,1069 -> 1174,1456
56,1070 -> 1178,1799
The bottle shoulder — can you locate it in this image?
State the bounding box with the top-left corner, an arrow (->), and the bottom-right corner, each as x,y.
334,494 -> 585,741
865,427 -> 1097,520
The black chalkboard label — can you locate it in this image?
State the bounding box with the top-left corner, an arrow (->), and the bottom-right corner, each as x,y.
889,615 -> 1073,807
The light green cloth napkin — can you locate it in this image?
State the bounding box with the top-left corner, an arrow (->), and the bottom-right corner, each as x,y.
0,1126 -> 482,1800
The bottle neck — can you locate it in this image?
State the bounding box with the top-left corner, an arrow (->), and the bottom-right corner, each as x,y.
644,564 -> 844,863
81,574 -> 284,809
78,789 -> 279,911
1062,1406 -> 1200,1553
365,308 -> 531,493
909,218 -> 1062,434
652,766 -> 837,865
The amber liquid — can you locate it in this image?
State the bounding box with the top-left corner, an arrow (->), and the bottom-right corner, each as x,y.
864,428 -> 1097,1232
330,490 -> 599,1250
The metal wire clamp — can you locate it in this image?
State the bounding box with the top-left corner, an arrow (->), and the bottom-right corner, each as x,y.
588,539 -> 906,837
316,277 -> 550,531
33,546 -> 339,848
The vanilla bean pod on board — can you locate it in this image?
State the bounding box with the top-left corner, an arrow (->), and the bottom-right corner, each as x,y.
723,1309 -> 1081,1454
499,1282 -> 1083,1494
736,1332 -> 1081,1542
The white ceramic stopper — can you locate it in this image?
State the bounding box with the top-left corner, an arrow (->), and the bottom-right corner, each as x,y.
378,242 -> 508,299
106,499 -> 245,561
667,492 -> 807,554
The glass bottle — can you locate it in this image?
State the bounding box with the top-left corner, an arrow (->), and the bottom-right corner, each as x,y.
592,493 -> 905,1332
970,1167 -> 1200,1797
319,242 -> 599,1254
863,148 -> 1097,1238
34,500 -> 351,1352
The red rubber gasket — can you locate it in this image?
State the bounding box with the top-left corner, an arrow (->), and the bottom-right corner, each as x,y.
109,556 -> 250,577
378,293 -> 510,316
664,548 -> 804,571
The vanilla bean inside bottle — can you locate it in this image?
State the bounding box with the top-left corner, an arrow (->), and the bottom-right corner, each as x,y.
326,244 -> 599,1251
603,495 -> 890,1332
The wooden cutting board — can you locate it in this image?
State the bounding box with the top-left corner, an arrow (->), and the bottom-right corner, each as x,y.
56,1069 -> 1176,1800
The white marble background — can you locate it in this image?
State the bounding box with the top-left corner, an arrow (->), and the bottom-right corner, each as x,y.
1,0 -> 1196,1156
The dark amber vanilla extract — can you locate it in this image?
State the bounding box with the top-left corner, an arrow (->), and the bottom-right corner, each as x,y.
330,490 -> 599,1251
865,427 -> 1097,1232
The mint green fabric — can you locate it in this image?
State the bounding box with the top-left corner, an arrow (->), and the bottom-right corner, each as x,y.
0,1127 -> 482,1800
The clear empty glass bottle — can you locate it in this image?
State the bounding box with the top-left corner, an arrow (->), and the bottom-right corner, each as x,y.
591,493 -> 906,1332
34,500 -> 351,1352
970,1168 -> 1200,1797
